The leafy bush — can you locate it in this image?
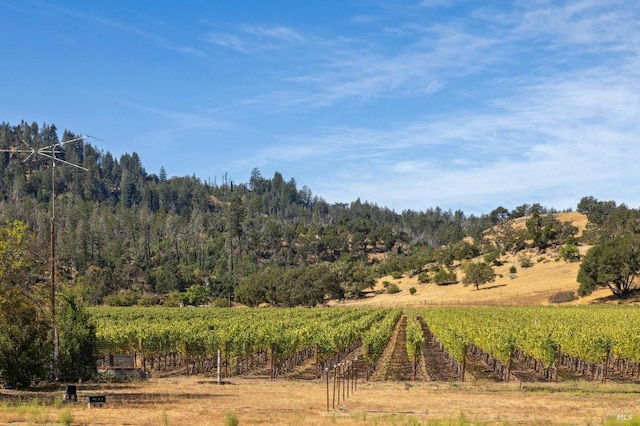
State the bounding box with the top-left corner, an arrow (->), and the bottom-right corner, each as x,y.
213,297 -> 232,307
0,287 -> 51,389
559,244 -> 581,262
137,294 -> 159,306
453,240 -> 480,260
409,287 -> 417,295
57,293 -> 97,382
483,250 -> 502,266
163,291 -> 187,307
184,284 -> 210,306
519,253 -> 532,268
434,268 -> 457,285
509,265 -> 517,274
386,283 -> 401,294
391,271 -> 403,279
549,291 -> 575,304
103,290 -> 139,306
417,272 -> 430,283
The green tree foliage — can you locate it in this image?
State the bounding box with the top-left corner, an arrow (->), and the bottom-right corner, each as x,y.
0,121 -> 528,307
485,222 -> 527,254
235,262 -> 348,307
578,235 -> 640,299
462,262 -> 495,290
385,282 -> 400,294
0,220 -> 50,389
577,196 -> 617,226
483,249 -> 502,266
433,267 -> 457,285
184,284 -> 210,306
0,286 -> 51,389
525,212 -> 578,249
558,243 -> 580,262
0,220 -> 37,288
57,293 -> 97,382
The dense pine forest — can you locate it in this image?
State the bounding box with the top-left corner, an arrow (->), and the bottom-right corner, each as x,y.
0,121 -> 619,308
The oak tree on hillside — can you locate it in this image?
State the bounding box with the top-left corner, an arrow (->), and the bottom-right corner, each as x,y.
578,235 -> 640,299
462,261 -> 495,290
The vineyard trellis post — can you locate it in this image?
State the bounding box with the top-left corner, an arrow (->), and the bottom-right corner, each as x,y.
342,362 -> 346,400
332,364 -> 337,408
325,367 -> 329,411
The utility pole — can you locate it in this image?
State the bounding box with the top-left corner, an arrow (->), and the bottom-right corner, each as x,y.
1,134 -> 92,378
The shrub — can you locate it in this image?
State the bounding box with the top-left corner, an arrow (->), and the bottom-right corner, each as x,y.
434,268 -> 457,285
559,244 -> 581,262
0,288 -> 51,389
391,271 -> 403,279
184,284 -> 210,306
483,250 -> 502,266
409,287 -> 417,295
163,291 -> 187,307
519,253 -> 532,268
549,291 -> 576,304
213,297 -> 232,308
103,290 -> 139,307
137,294 -> 159,306
382,281 -> 391,288
417,272 -> 430,283
509,265 -> 517,274
224,412 -> 239,426
57,293 -> 97,382
386,283 -> 401,294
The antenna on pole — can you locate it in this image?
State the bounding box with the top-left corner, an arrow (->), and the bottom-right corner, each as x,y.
0,133 -> 93,379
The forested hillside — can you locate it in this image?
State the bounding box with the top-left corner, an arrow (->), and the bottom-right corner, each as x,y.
0,121 -> 617,307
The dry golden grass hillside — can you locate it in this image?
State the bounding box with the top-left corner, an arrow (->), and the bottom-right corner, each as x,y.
340,212 -> 613,307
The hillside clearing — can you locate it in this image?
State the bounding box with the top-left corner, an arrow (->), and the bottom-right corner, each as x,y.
341,212 -> 617,307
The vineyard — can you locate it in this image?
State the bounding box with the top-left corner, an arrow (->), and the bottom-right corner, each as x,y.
90,305 -> 640,385
90,306 -> 402,380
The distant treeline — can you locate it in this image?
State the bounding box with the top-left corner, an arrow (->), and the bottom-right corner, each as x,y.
0,121 -> 573,306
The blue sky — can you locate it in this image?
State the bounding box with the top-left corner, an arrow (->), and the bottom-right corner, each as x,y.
1,1 -> 639,215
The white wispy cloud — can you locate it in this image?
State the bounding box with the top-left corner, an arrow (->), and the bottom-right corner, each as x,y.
28,0 -> 207,57
514,0 -> 640,51
238,24 -> 305,42
201,23 -> 305,56
119,102 -> 228,132
418,0 -> 455,8
9,1 -> 639,214
246,32 -> 640,212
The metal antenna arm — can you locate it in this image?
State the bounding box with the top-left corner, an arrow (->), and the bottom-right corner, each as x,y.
37,152 -> 89,171
39,135 -> 88,151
